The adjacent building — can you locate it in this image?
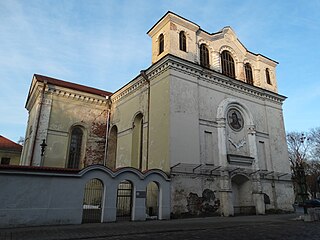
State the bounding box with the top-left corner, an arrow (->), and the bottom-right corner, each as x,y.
0,135 -> 22,165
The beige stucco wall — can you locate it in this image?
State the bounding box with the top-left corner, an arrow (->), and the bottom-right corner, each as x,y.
110,69 -> 171,172
44,90 -> 108,168
21,80 -> 108,168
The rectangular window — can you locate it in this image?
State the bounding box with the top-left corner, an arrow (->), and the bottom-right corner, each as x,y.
1,157 -> 10,165
204,131 -> 213,164
257,141 -> 267,170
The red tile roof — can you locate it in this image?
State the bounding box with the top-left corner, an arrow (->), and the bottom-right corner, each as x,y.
0,135 -> 23,152
34,74 -> 112,97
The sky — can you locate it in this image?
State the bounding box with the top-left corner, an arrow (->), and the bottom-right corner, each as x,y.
0,0 -> 319,142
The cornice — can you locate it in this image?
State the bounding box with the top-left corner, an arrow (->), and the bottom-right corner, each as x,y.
111,76 -> 148,103
46,85 -> 108,106
110,54 -> 286,105
155,55 -> 286,104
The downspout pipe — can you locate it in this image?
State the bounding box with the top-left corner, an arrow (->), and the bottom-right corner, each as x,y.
140,70 -> 150,170
30,80 -> 47,166
103,98 -> 111,167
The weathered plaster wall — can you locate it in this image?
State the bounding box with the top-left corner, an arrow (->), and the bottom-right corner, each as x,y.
21,80 -> 108,168
44,90 -> 108,168
171,174 -> 221,217
170,71 -> 200,166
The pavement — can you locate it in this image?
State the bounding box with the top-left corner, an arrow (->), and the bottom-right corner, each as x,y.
1,213 -> 319,240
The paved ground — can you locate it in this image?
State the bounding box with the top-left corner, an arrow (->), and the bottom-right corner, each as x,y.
1,214 -> 319,240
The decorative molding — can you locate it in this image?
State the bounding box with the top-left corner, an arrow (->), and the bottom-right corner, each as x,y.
46,86 -> 108,106
227,154 -> 254,166
228,137 -> 246,151
111,55 -> 286,105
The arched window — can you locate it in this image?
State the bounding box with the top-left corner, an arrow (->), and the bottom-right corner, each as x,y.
179,31 -> 186,52
107,125 -> 118,169
244,63 -> 253,85
266,68 -> 271,85
200,44 -> 210,68
221,50 -> 235,78
159,34 -> 164,55
131,113 -> 143,169
68,126 -> 83,169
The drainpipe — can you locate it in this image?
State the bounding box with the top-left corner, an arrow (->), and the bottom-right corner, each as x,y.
140,70 -> 150,170
103,98 -> 111,167
30,80 -> 47,166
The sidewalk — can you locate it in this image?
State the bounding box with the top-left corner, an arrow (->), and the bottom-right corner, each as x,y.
0,214 -> 312,240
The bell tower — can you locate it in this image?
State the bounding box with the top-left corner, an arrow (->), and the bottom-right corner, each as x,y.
147,11 -> 199,64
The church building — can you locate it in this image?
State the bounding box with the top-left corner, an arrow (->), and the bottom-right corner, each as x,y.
20,11 -> 294,217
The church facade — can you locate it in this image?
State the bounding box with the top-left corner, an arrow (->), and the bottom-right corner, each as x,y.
21,12 -> 294,217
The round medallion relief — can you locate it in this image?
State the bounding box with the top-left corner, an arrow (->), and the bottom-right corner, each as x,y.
227,108 -> 244,131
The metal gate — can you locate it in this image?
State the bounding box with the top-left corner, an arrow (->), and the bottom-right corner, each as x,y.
116,181 -> 132,221
82,179 -> 103,223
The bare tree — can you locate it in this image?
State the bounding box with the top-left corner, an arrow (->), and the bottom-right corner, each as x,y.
305,160 -> 320,198
310,127 -> 320,161
17,136 -> 25,146
287,132 -> 312,203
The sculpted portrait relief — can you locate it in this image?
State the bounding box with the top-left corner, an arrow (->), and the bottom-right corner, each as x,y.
227,108 -> 244,131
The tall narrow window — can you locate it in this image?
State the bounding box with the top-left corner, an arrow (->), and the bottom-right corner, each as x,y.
244,63 -> 253,85
200,44 -> 209,68
68,126 -> 83,169
131,113 -> 143,169
179,31 -> 186,52
159,34 -> 164,55
266,68 -> 271,85
221,50 -> 235,78
107,125 -> 118,169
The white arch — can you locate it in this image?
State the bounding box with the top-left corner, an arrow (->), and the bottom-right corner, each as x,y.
219,45 -> 239,62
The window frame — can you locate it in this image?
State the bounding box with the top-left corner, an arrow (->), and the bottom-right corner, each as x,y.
179,31 -> 187,52
244,63 -> 254,85
221,50 -> 235,78
158,34 -> 164,55
266,68 -> 271,85
67,126 -> 83,169
200,44 -> 210,68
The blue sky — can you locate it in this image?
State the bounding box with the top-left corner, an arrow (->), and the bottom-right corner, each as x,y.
1,0 -> 319,142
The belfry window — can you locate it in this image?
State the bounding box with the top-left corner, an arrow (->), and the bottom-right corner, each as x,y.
244,63 -> 253,85
221,50 -> 235,78
179,31 -> 186,52
68,126 -> 83,169
266,68 -> 271,85
159,34 -> 164,55
200,44 -> 210,68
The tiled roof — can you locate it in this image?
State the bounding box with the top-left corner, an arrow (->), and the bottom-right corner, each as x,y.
34,74 -> 113,97
0,135 -> 23,152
